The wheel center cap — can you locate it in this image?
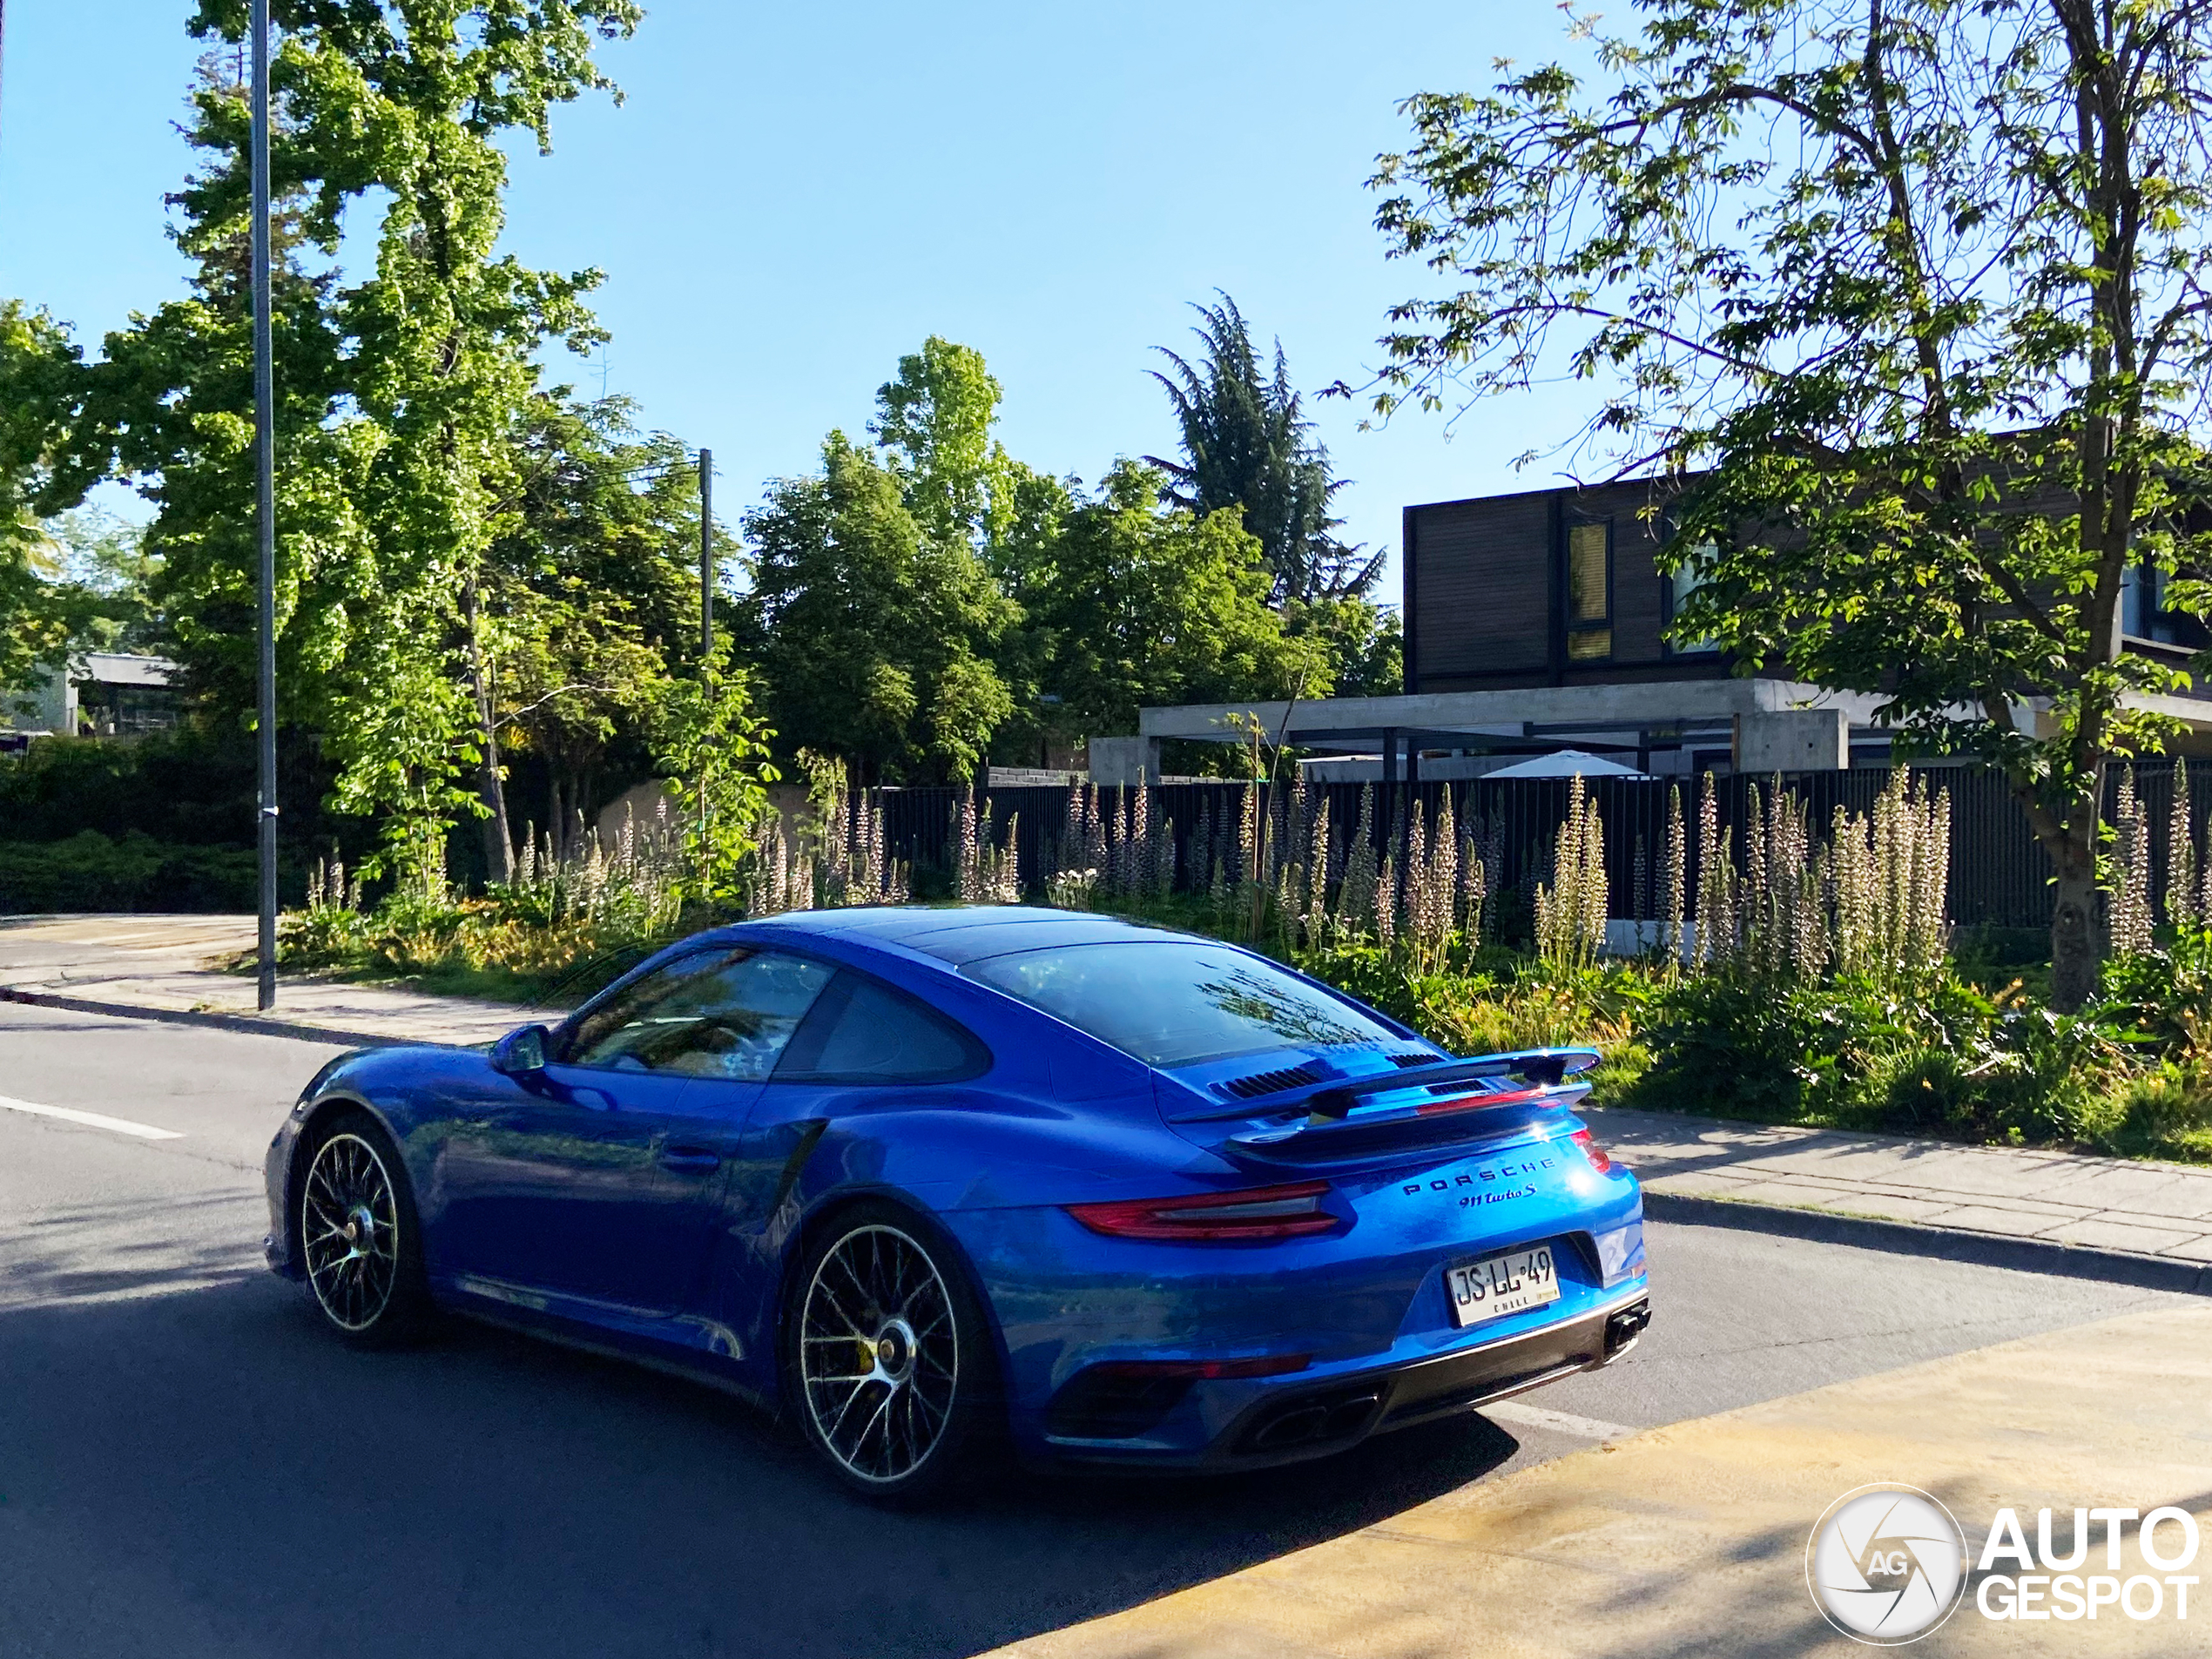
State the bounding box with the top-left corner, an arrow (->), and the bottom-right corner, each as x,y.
873,1320 -> 914,1381
344,1204 -> 374,1247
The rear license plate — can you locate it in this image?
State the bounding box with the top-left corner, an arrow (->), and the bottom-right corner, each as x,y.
1446,1244 -> 1561,1327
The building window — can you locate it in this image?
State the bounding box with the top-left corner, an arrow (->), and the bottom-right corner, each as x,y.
1567,518 -> 1612,660
2122,561 -> 2175,643
1665,541 -> 1720,655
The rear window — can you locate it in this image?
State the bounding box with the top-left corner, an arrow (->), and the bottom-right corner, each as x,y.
963,940 -> 1399,1068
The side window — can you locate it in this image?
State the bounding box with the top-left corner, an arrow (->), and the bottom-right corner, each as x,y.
561,948 -> 835,1080
775,973 -> 986,1084
1665,539 -> 1720,654
1566,518 -> 1612,660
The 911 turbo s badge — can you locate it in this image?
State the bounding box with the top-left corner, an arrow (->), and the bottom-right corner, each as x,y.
1399,1151 -> 1559,1199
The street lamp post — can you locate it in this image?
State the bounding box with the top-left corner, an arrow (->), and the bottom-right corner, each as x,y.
699,447 -> 712,661
251,0 -> 278,1009
697,448 -> 712,863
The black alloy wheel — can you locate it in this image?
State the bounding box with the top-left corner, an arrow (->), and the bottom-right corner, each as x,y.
787,1200 -> 996,1501
298,1112 -> 432,1346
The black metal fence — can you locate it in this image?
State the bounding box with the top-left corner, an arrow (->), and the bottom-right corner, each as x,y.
873,759 -> 2209,931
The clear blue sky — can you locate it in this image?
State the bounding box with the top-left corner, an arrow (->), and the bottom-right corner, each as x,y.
0,1 -> 1595,599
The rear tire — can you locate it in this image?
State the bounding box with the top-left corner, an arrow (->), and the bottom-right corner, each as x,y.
297,1110 -> 434,1348
784,1199 -> 999,1504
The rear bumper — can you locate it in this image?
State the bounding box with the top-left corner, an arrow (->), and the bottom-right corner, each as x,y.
1043,1284 -> 1651,1472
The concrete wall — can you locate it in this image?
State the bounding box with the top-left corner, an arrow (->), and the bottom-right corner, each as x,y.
1733,708 -> 1850,772
1088,736 -> 1161,786
1,666 -> 73,736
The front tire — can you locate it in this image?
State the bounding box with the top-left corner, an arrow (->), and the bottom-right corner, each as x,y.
297,1111 -> 433,1347
785,1201 -> 997,1502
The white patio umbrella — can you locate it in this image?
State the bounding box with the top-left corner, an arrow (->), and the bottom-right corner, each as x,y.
1483,749 -> 1651,780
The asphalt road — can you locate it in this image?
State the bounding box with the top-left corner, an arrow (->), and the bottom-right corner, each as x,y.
0,1001 -> 2191,1659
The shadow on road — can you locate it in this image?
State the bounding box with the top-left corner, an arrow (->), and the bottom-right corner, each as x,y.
0,1278 -> 1518,1659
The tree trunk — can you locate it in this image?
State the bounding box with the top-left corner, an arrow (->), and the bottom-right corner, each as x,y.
2048,841 -> 2101,1015
461,577 -> 514,883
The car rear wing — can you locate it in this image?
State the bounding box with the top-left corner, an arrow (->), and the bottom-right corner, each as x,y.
1163,1048 -> 1602,1126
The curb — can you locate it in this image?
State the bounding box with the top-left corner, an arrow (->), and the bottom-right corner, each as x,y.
0,985 -> 436,1049
1644,1188 -> 2212,1297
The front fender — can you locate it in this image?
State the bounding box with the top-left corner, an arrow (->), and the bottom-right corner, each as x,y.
264,1044 -> 497,1278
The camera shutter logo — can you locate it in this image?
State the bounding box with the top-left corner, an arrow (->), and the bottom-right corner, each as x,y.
1806,1485 -> 1969,1645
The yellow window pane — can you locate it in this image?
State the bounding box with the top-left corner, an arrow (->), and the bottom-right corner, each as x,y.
1568,627 -> 1612,661
1568,523 -> 1609,623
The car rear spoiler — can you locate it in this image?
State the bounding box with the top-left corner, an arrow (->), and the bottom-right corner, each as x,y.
1163,1048 -> 1602,1125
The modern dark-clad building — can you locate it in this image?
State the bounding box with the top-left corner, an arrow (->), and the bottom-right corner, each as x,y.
1105,476 -> 2212,785
1402,477 -> 1716,695
1402,474 -> 2212,697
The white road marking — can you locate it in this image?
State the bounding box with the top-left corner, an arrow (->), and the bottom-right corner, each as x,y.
0,1093 -> 184,1141
1482,1399 -> 1637,1440
0,1272 -> 258,1313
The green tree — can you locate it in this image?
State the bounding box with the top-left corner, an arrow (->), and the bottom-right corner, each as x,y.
87,5 -> 640,889
84,47 -> 360,736
1148,294 -> 1379,604
1021,460 -> 1331,743
1366,0 -> 2212,1008
484,395 -> 718,854
738,434 -> 1017,784
37,510 -> 165,658
871,336 -> 1010,550
0,302 -> 95,692
294,0 -> 633,882
1287,597 -> 1402,699
653,643 -> 778,907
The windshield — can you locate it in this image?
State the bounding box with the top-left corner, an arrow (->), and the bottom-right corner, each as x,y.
964,940 -> 1400,1068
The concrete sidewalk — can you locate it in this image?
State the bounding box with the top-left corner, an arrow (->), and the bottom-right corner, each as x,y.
1588,1105 -> 2212,1285
0,914 -> 552,1048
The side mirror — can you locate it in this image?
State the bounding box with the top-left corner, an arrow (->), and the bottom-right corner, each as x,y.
491,1023 -> 550,1077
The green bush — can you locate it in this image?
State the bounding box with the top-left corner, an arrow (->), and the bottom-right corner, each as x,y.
0,731 -> 260,845
1630,971 -> 1993,1124
2096,1062 -> 2212,1163
1632,974 -> 1860,1121
2089,927 -> 2212,1050
277,887 -> 695,1007
1872,1011 -> 2122,1146
1622,961 -> 2144,1150
1294,939 -> 1652,1056
0,831 -> 268,913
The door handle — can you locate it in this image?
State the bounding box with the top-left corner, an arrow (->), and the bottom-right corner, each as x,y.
658,1145 -> 721,1173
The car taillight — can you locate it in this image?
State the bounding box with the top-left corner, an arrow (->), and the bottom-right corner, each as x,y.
1066,1179 -> 1341,1241
1570,1129 -> 1615,1174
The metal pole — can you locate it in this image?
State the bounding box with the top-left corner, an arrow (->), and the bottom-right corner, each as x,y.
697,448 -> 712,868
252,0 -> 278,1010
698,448 -> 712,663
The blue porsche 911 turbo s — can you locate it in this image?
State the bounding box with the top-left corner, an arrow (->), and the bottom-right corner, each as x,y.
266,905 -> 1649,1499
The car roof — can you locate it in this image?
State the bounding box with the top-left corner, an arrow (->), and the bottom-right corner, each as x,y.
737,905 -> 1201,966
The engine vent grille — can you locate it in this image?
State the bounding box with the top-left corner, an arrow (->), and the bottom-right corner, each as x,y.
1389,1051 -> 1440,1069
1214,1062 -> 1324,1101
